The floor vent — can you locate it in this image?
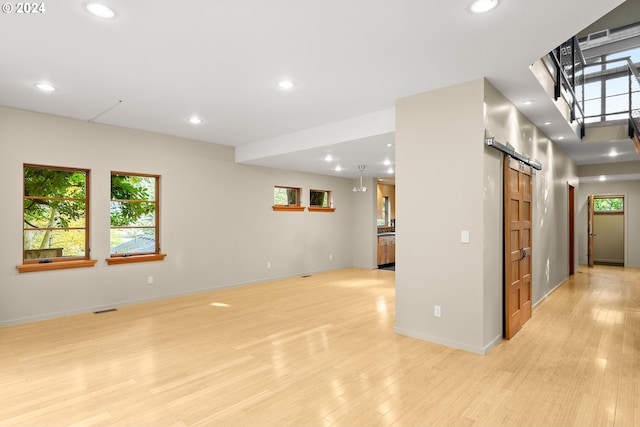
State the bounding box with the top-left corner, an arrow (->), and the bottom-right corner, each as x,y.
93,308 -> 118,314
301,275 -> 312,278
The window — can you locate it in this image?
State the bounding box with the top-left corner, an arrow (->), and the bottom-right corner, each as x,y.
107,172 -> 165,264
310,190 -> 330,207
382,196 -> 390,226
580,46 -> 640,123
582,80 -> 602,123
273,186 -> 304,211
594,196 -> 623,212
308,189 -> 335,212
18,164 -> 96,273
605,47 -> 640,69
604,76 -> 629,121
274,186 -> 300,206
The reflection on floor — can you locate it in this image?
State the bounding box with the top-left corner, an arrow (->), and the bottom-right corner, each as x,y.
1,266 -> 638,426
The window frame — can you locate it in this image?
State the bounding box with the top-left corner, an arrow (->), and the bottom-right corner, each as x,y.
593,196 -> 624,213
17,163 -> 96,273
581,47 -> 640,123
308,189 -> 335,212
106,171 -> 166,265
273,186 -> 304,211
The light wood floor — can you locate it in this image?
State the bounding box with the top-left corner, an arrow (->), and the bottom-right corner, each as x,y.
1,266 -> 638,426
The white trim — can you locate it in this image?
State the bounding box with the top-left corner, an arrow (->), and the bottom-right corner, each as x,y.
533,276 -> 568,309
393,326 -> 500,355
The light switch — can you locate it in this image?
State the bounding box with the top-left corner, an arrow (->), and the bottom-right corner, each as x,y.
461,230 -> 470,243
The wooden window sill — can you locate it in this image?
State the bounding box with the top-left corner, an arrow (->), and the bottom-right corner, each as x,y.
16,259 -> 97,273
307,207 -> 336,212
106,254 -> 167,265
272,205 -> 305,212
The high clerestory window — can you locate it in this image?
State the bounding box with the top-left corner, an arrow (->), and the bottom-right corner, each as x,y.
273,186 -> 304,211
309,189 -> 330,207
308,189 -> 335,212
581,46 -> 640,123
594,196 -> 624,212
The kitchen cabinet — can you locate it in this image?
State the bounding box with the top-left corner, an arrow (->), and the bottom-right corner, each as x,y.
377,234 -> 395,266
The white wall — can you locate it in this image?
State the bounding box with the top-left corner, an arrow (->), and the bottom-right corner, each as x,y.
578,180 -> 640,268
395,78 -> 578,354
484,81 -> 579,305
351,177 -> 379,269
0,106 -> 361,325
395,79 -> 487,353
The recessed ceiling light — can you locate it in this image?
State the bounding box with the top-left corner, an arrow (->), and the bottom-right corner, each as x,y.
277,80 -> 295,89
543,121 -> 552,125
387,168 -> 394,174
85,3 -> 116,18
325,154 -> 333,162
599,175 -> 607,181
609,150 -> 619,157
470,0 -> 499,14
387,143 -> 394,147
334,166 -> 342,172
34,82 -> 56,92
188,116 -> 203,124
558,136 -> 565,140
523,99 -> 535,105
383,159 -> 391,166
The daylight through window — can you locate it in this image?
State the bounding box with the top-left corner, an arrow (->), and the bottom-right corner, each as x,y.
110,172 -> 160,256
23,164 -> 90,262
594,196 -> 623,212
310,190 -> 331,207
274,186 -> 300,206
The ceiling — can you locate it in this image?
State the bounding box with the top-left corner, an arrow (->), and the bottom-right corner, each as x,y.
0,0 -> 637,181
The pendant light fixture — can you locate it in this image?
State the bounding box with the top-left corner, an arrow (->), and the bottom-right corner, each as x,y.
353,164 -> 368,192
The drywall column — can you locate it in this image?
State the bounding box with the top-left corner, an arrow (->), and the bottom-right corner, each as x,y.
394,79 -> 488,354
351,177 -> 378,269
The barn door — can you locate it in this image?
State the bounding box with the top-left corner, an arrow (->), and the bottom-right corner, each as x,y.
504,157 -> 533,339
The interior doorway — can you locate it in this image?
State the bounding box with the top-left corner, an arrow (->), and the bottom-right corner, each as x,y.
591,195 -> 625,266
568,184 -> 575,275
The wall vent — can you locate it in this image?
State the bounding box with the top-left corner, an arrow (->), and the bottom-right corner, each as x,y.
93,308 -> 118,314
587,29 -> 609,41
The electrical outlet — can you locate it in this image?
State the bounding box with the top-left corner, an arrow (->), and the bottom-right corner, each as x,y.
267,262 -> 271,269
148,276 -> 153,285
434,305 -> 441,318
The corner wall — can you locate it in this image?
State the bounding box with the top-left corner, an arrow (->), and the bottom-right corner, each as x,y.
395,79 -> 487,353
395,78 -> 578,354
484,80 -> 579,306
0,106 -> 357,325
